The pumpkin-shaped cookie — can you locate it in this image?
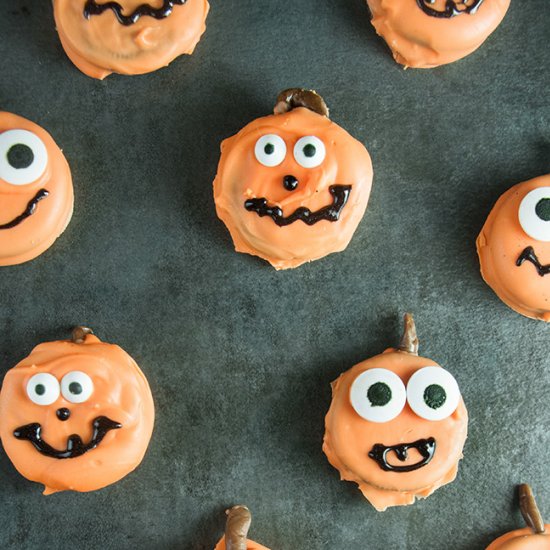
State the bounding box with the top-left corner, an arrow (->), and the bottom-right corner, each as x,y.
214,506 -> 270,550
213,88 -> 373,270
366,0 -> 510,68
477,174 -> 550,321
323,314 -> 468,511
0,327 -> 155,494
0,111 -> 73,266
53,0 -> 209,79
487,484 -> 550,549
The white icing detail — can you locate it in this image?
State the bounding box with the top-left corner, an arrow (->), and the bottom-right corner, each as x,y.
254,134 -> 286,167
518,187 -> 550,242
61,371 -> 94,404
27,373 -> 60,406
293,136 -> 326,169
0,129 -> 48,186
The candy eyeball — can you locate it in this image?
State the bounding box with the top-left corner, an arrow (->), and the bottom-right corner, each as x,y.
254,134 -> 287,167
518,187 -> 550,242
0,129 -> 48,186
60,371 -> 94,404
293,136 -> 326,168
26,373 -> 60,406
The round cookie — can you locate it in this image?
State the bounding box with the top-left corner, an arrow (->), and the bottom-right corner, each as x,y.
53,0 -> 210,79
323,314 -> 468,511
366,0 -> 510,68
487,484 -> 550,549
213,89 -> 373,270
0,327 -> 155,494
0,111 -> 73,266
477,174 -> 550,321
214,506 -> 270,550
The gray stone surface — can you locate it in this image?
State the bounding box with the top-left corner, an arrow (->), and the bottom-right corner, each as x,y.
0,1 -> 549,548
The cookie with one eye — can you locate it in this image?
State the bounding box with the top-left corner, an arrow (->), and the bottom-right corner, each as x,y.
0,327 -> 155,494
477,174 -> 550,322
0,111 -> 73,266
213,88 -> 373,270
323,314 -> 468,511
53,0 -> 209,79
366,0 -> 510,68
487,484 -> 550,549
214,506 -> 270,550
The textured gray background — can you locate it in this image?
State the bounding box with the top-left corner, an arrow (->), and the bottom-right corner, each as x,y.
0,1 -> 549,549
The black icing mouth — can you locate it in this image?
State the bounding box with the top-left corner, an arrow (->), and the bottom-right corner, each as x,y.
83,0 -> 187,26
13,416 -> 122,459
244,185 -> 351,227
516,246 -> 550,277
368,438 -> 436,472
0,189 -> 49,230
416,0 -> 484,18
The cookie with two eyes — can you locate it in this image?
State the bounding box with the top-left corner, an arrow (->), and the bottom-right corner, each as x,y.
477,174 -> 550,322
323,314 -> 468,511
213,88 -> 373,270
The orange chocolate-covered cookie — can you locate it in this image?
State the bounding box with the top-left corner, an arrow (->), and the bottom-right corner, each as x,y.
487,484 -> 550,550
477,174 -> 550,322
213,89 -> 373,270
0,327 -> 155,494
214,506 -> 270,550
323,314 -> 468,511
366,0 -> 510,68
53,0 -> 209,79
0,111 -> 73,266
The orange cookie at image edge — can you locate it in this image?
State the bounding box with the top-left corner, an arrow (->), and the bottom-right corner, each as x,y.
53,0 -> 210,79
213,88 -> 374,270
477,174 -> 550,322
0,111 -> 73,266
0,327 -> 155,494
486,484 -> 550,549
323,313 -> 468,511
214,505 -> 270,550
366,0 -> 510,68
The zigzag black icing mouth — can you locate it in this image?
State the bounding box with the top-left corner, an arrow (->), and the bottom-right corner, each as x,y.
14,416 -> 122,459
244,185 -> 351,227
0,189 -> 49,230
516,246 -> 550,277
83,0 -> 187,26
416,0 -> 484,18
369,438 -> 436,472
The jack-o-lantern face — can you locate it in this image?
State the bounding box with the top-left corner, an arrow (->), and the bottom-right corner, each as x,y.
487,484 -> 550,549
0,327 -> 155,494
0,112 -> 73,266
214,506 -> 270,550
323,314 -> 468,511
53,0 -> 209,79
366,0 -> 510,68
477,174 -> 550,322
214,89 -> 373,270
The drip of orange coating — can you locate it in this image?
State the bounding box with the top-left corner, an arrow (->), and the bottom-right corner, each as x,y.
71,326 -> 94,344
520,484 -> 546,535
273,88 -> 329,118
225,506 -> 252,550
398,313 -> 419,355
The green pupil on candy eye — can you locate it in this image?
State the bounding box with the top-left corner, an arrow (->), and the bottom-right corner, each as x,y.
303,144 -> 316,158
424,384 -> 446,410
35,384 -> 46,396
535,198 -> 550,222
367,382 -> 392,407
69,382 -> 83,395
264,143 -> 275,155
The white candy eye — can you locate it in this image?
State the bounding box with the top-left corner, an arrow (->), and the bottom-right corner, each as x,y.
0,129 -> 48,186
406,366 -> 460,421
26,373 -> 60,406
518,187 -> 550,242
61,371 -> 94,404
254,134 -> 286,167
293,136 -> 326,168
350,368 -> 407,423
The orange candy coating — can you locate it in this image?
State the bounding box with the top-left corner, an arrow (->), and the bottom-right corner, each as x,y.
53,0 -> 209,79
477,174 -> 550,322
213,105 -> 373,270
214,538 -> 270,550
0,112 -> 73,266
0,331 -> 154,494
366,0 -> 510,68
486,528 -> 550,550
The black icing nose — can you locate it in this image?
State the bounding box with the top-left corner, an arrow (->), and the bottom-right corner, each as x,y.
283,175 -> 298,191
56,408 -> 71,421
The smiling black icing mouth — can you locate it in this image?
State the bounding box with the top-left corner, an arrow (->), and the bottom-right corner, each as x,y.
369,438 -> 436,472
14,416 -> 122,459
417,0 -> 484,18
0,189 -> 49,231
244,185 -> 351,227
516,246 -> 550,277
83,0 -> 187,26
